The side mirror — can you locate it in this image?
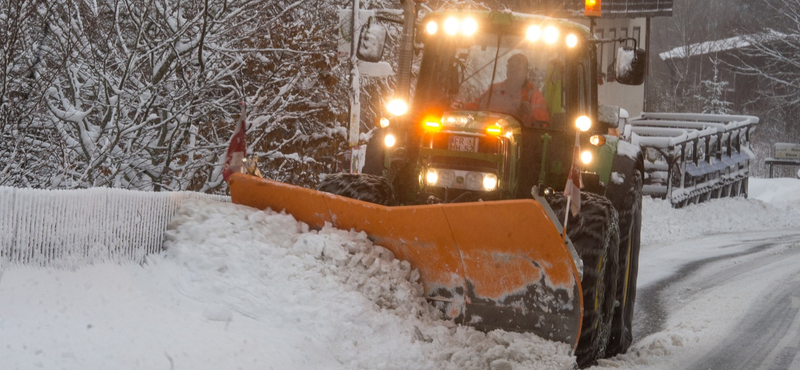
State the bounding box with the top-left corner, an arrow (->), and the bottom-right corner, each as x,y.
356,18 -> 387,63
615,47 -> 646,86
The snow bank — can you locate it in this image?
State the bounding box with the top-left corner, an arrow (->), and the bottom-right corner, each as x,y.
5,177 -> 800,370
157,198 -> 575,370
0,197 -> 575,370
641,178 -> 800,248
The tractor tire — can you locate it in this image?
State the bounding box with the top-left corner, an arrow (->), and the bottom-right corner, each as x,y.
317,173 -> 396,206
604,167 -> 643,357
546,191 -> 620,368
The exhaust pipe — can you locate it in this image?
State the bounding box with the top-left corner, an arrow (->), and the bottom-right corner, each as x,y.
396,0 -> 416,102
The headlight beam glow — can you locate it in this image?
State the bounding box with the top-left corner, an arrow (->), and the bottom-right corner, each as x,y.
580,150 -> 593,164
444,17 -> 460,35
483,173 -> 498,191
576,116 -> 592,132
384,133 -> 396,147
526,25 -> 542,41
461,18 -> 478,36
426,169 -> 438,185
566,34 -> 578,48
426,21 -> 438,35
387,99 -> 408,116
543,26 -> 559,44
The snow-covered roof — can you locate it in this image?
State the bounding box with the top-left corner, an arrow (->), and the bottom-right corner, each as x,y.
600,0 -> 673,18
659,30 -> 787,61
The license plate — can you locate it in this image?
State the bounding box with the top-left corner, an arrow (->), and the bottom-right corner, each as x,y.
449,135 -> 478,152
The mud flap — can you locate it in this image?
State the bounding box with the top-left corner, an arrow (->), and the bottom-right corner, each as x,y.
229,173 -> 583,348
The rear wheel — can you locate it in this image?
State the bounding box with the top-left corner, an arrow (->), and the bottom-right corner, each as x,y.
547,192 -> 620,368
317,173 -> 396,206
605,169 -> 643,357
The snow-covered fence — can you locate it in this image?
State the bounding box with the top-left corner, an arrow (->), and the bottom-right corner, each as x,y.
0,187 -> 229,268
623,113 -> 759,207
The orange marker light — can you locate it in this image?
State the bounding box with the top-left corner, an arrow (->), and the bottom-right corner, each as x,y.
486,125 -> 502,136
585,0 -> 601,17
424,120 -> 442,132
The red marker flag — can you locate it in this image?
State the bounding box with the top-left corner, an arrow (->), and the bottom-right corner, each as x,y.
222,102 -> 247,182
564,133 -> 583,216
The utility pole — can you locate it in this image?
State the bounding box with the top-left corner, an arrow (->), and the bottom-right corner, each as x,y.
349,0 -> 361,173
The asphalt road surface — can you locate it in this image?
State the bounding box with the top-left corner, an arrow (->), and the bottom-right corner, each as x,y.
634,231 -> 800,370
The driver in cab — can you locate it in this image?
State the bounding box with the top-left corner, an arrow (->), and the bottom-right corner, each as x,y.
465,53 -> 550,128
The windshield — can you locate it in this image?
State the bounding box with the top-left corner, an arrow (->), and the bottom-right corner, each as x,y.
415,33 -> 569,130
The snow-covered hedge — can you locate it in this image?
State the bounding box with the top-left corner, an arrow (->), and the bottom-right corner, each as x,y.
0,187 -> 228,268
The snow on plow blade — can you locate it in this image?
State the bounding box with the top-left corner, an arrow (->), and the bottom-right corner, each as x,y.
229,173 -> 583,347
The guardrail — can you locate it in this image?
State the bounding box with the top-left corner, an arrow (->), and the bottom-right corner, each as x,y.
622,113 -> 759,208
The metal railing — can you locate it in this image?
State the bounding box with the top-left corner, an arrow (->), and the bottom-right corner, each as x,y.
623,112 -> 759,208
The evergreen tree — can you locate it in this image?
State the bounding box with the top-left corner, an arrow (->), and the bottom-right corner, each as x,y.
696,58 -> 733,115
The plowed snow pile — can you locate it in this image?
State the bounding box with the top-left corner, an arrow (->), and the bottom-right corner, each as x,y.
0,198 -> 573,370
5,178 -> 800,369
163,201 -> 574,369
161,199 -> 574,370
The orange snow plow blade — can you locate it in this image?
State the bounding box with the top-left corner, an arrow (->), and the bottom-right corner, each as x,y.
229,173 -> 583,347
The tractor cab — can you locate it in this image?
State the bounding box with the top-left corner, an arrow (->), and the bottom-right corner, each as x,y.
379,11 -> 609,203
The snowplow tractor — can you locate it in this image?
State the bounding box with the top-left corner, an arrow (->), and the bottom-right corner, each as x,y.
230,6 -> 646,368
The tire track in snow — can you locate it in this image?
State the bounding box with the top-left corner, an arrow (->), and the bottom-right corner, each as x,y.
689,270 -> 800,370
632,231 -> 800,369
634,241 -> 774,340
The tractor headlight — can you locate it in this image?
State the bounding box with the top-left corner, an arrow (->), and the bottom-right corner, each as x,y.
566,33 -> 578,48
526,25 -> 542,41
426,168 -> 438,185
426,21 -> 438,35
580,150 -> 593,164
444,17 -> 460,35
387,99 -> 408,116
461,17 -> 478,36
576,115 -> 592,132
384,133 -> 397,147
426,169 -> 497,191
543,26 -> 559,44
590,134 -> 606,146
483,173 -> 498,191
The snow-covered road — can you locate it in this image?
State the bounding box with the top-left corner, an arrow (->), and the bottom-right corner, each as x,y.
618,230 -> 800,370
686,238 -> 800,370
591,178 -> 800,369
2,178 -> 800,370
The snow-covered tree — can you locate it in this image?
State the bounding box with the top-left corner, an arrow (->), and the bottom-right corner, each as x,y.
696,58 -> 733,114
736,0 -> 800,119
718,0 -> 800,176
0,1 -> 60,188
0,0 -> 365,192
